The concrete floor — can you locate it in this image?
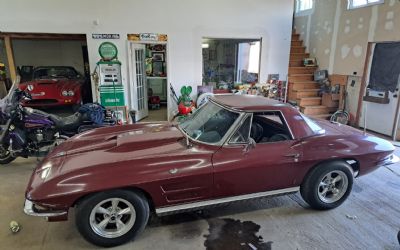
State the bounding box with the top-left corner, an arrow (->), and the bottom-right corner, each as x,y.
142,106 -> 168,122
1,149 -> 400,249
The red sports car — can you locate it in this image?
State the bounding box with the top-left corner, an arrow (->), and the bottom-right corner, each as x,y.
23,95 -> 397,247
19,66 -> 83,109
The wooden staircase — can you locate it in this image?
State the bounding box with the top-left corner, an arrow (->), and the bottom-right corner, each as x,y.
288,32 -> 330,119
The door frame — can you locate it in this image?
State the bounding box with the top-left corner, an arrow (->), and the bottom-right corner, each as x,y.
356,41 -> 400,139
127,39 -> 170,122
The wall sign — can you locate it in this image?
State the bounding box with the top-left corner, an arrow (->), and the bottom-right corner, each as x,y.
92,34 -> 120,39
98,42 -> 118,60
127,33 -> 168,42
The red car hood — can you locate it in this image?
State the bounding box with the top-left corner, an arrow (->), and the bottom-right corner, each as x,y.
20,78 -> 81,97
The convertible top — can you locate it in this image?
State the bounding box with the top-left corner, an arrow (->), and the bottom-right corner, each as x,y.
211,94 -> 291,112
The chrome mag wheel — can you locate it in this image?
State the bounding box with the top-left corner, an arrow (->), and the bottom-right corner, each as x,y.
317,170 -> 349,203
0,145 -> 10,159
89,198 -> 136,238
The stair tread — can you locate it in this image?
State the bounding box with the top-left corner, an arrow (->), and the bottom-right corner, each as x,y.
293,96 -> 322,101
290,73 -> 314,76
291,52 -> 310,55
289,80 -> 318,84
293,89 -> 320,92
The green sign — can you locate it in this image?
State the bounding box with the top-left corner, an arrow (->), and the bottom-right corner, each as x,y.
99,85 -> 125,106
98,42 -> 118,60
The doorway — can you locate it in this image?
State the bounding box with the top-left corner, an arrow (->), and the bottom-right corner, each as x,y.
357,42 -> 400,139
0,33 -> 91,115
128,41 -> 168,122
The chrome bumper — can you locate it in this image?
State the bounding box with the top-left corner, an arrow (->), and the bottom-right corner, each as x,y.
23,199 -> 67,217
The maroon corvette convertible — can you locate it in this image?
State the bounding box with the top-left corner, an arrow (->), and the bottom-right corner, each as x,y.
24,95 -> 397,247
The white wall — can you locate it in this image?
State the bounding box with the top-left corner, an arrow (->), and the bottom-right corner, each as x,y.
12,40 -> 86,74
0,0 -> 294,118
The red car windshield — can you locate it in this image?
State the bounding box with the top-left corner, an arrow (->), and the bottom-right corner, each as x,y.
33,67 -> 79,80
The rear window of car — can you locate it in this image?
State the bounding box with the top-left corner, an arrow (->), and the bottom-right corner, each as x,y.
300,114 -> 325,134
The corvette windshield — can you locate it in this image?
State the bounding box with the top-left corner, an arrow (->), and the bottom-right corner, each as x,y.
179,101 -> 240,144
33,67 -> 78,79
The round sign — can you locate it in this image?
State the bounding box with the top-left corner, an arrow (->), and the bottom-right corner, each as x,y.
98,42 -> 118,60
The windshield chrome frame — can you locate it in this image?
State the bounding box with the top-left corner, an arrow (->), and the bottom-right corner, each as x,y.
177,99 -> 245,147
226,113 -> 253,145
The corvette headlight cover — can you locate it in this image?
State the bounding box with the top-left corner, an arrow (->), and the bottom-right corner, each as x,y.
38,162 -> 52,180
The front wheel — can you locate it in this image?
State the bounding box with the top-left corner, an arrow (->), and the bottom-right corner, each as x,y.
75,190 -> 149,247
0,144 -> 16,165
300,161 -> 354,210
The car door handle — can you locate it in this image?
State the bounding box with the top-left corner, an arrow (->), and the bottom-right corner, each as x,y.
284,153 -> 300,160
284,153 -> 300,157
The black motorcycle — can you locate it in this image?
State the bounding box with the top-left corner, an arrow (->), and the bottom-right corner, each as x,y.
0,79 -> 116,164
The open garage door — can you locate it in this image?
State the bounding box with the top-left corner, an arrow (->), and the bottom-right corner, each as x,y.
0,33 -> 92,113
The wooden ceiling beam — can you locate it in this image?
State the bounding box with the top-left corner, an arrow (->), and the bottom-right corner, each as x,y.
0,32 -> 86,41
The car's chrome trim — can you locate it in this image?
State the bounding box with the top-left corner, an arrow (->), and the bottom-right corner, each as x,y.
155,186 -> 299,215
23,199 -> 67,217
226,113 -> 253,145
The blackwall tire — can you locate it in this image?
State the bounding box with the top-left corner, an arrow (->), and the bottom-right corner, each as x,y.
75,189 -> 149,247
300,161 -> 354,210
0,145 -> 16,165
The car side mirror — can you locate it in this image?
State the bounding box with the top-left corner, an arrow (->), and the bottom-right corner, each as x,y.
243,137 -> 256,153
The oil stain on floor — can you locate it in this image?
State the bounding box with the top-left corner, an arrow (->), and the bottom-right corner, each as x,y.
204,218 -> 272,250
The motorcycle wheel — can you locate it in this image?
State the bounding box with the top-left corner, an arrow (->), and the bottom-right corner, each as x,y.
0,144 -> 16,165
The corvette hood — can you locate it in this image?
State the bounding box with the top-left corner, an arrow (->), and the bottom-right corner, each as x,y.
49,122 -> 184,158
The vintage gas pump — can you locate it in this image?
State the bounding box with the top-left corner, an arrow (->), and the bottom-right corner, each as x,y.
95,42 -> 127,122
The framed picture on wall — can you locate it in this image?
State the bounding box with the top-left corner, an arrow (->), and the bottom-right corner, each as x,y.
152,52 -> 164,61
152,61 -> 164,76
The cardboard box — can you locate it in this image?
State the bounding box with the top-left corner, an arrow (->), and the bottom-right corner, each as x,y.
322,93 -> 339,108
329,74 -> 348,86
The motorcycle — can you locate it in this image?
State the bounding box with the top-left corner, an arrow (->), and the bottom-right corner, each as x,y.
0,77 -> 116,164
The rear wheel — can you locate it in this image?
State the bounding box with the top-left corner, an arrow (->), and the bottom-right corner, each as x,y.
300,161 -> 353,210
0,144 -> 16,165
75,190 -> 149,247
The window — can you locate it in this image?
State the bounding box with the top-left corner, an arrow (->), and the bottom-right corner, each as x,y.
295,0 -> 313,15
347,0 -> 384,9
202,38 -> 261,86
229,115 -> 252,144
250,111 -> 292,143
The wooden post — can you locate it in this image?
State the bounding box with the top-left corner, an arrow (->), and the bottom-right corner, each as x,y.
355,42 -> 373,127
4,36 -> 17,83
